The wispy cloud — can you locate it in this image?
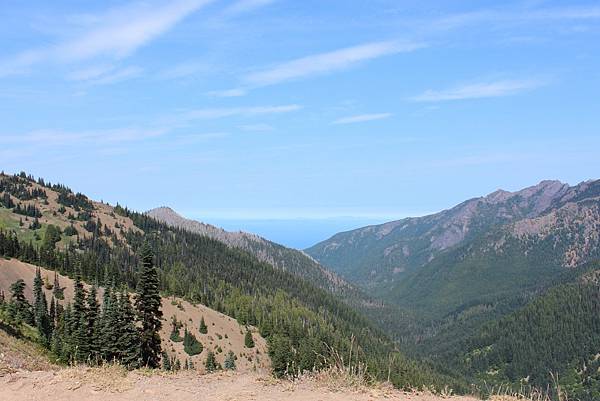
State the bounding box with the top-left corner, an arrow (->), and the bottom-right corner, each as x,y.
224,0 -> 277,15
158,61 -> 214,80
411,79 -> 545,102
244,40 -> 424,87
67,64 -> 117,81
414,5 -> 600,35
333,113 -> 393,125
239,123 -> 274,132
0,128 -> 167,146
0,0 -> 213,76
206,88 -> 248,97
183,104 -> 302,120
69,65 -> 143,85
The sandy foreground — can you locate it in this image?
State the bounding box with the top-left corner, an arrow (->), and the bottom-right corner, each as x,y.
0,368 -> 480,401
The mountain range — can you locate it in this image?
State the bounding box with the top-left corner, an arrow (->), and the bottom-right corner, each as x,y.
306,179 -> 600,318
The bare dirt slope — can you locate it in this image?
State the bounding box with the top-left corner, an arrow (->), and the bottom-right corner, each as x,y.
0,258 -> 269,373
0,367 -> 480,401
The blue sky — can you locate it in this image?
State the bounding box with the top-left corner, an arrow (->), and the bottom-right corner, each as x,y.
1,0 -> 599,247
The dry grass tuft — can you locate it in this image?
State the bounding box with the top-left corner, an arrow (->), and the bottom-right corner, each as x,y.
0,325 -> 57,375
58,364 -> 132,392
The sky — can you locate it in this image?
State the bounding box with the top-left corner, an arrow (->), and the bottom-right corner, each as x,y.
1,0 -> 599,248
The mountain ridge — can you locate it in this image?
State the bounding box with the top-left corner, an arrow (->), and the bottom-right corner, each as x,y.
146,206 -> 352,293
306,179 -> 600,291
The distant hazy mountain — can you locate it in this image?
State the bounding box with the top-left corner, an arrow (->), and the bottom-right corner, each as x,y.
146,206 -> 351,293
306,179 -> 600,317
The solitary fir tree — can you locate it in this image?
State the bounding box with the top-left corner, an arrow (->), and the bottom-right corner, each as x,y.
170,315 -> 182,342
224,350 -> 237,370
8,279 -> 32,325
52,272 -> 64,300
205,350 -> 217,372
199,316 -> 208,334
244,330 -> 255,348
183,327 -> 203,356
135,242 -> 163,368
33,268 -> 51,345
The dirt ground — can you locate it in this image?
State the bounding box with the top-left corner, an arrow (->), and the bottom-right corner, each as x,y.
0,367 -> 481,401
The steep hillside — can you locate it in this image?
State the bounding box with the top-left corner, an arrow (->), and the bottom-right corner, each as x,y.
0,171 -> 457,391
306,180 -> 599,288
306,179 -> 600,318
451,262 -> 600,401
147,207 -> 350,294
0,258 -> 269,373
389,180 -> 600,319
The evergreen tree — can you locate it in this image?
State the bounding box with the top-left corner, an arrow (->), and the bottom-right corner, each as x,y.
32,268 -> 51,345
224,350 -> 237,370
74,313 -> 90,363
86,286 -> 100,363
199,316 -> 208,334
117,290 -> 142,368
183,327 -> 203,356
205,351 -> 217,372
244,330 -> 255,348
60,304 -> 73,363
170,315 -> 182,342
8,279 -> 33,325
33,268 -> 43,307
52,271 -> 63,300
49,297 -> 56,332
70,272 -> 89,362
161,351 -> 171,371
100,286 -> 119,362
269,335 -> 293,378
135,242 -> 163,368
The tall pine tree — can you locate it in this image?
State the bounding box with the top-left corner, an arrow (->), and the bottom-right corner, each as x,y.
117,289 -> 142,368
33,268 -> 51,345
135,242 -> 162,368
71,273 -> 89,363
86,286 -> 100,363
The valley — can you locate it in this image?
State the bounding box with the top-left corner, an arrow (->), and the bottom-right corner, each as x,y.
2,171 -> 600,400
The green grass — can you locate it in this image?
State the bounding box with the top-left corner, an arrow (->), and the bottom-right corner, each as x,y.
0,206 -> 76,249
0,207 -> 45,245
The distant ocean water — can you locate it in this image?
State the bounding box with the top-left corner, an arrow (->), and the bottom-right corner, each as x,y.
205,217 -> 394,250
